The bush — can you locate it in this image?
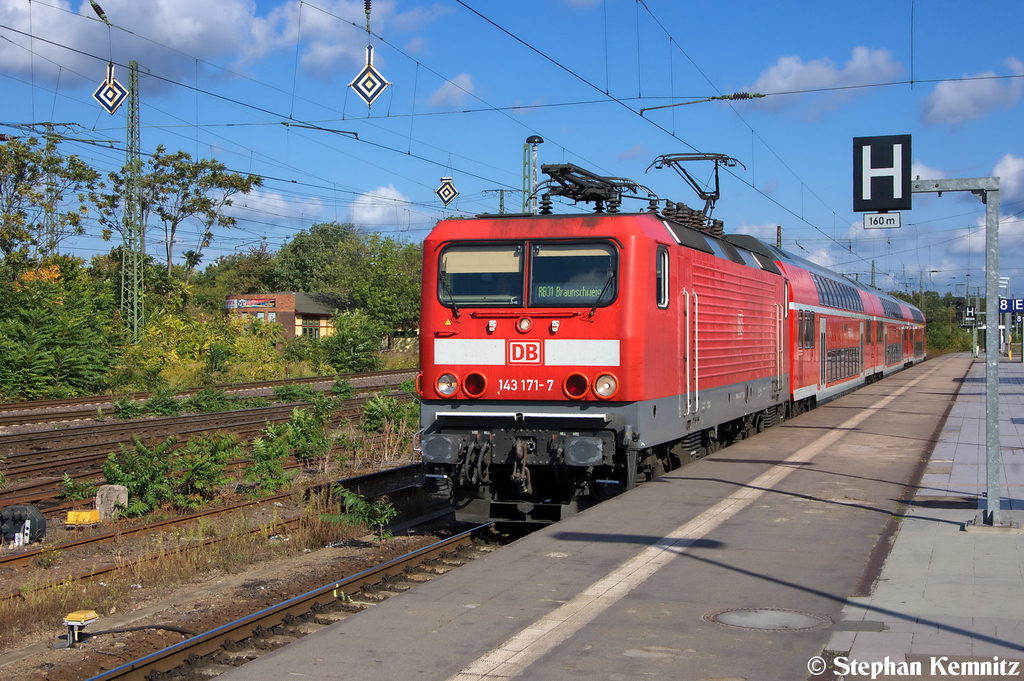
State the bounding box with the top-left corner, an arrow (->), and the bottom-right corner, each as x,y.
233,396 -> 271,409
286,406 -> 332,462
321,485 -> 398,542
57,473 -> 95,501
182,387 -> 230,414
361,395 -> 418,434
102,436 -> 178,517
281,335 -> 329,373
243,423 -> 292,496
174,433 -> 239,510
143,386 -> 182,417
273,384 -> 319,404
112,395 -> 144,419
332,377 -> 354,399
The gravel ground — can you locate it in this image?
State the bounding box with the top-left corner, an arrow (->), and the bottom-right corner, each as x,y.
0,530 -> 444,681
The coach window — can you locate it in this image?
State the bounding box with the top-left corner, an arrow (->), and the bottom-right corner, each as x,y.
806,311 -> 816,348
530,243 -> 617,308
656,246 -> 669,308
439,244 -> 524,307
798,310 -> 805,349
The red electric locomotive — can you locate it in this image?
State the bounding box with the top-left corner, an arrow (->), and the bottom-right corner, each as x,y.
417,162 -> 925,524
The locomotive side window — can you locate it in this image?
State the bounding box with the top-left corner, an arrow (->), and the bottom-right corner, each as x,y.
706,238 -> 732,262
656,246 -> 669,309
439,244 -> 524,307
530,243 -> 617,308
733,247 -> 760,268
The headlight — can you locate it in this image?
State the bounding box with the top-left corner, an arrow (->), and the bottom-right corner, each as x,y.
436,373 -> 459,396
593,373 -> 618,399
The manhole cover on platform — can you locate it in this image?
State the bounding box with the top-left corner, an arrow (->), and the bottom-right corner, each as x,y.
704,608 -> 832,632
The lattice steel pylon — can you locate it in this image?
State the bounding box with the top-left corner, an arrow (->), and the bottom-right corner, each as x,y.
121,60 -> 144,340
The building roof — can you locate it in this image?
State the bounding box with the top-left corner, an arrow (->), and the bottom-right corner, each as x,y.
291,292 -> 345,316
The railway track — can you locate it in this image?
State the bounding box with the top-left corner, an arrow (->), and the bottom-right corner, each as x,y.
84,525 -> 496,681
0,464 -> 426,593
0,393 -> 413,507
0,368 -> 414,428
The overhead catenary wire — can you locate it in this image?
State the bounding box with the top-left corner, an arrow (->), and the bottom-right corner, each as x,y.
0,1 -> 1016,275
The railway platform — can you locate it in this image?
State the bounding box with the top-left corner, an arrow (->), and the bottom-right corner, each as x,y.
219,352 -> 1024,680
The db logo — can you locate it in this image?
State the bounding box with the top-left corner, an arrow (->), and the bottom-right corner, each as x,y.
508,340 -> 542,364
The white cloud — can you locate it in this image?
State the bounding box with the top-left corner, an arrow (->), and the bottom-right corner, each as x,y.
922,57 -> 1024,126
742,47 -> 903,116
392,4 -> 455,32
618,143 -> 647,161
802,247 -> 836,269
428,73 -> 474,108
993,153 -> 1024,201
405,37 -> 428,55
731,222 -> 779,241
912,161 -> 946,181
0,0 -> 404,88
350,185 -> 411,227
226,188 -> 325,226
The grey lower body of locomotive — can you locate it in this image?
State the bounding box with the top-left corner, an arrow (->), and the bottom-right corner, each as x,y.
419,374 -> 789,524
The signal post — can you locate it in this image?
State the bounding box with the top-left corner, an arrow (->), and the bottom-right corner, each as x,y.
855,136 -> 1016,530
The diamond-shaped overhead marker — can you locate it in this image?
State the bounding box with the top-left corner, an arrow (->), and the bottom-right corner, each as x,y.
436,177 -> 459,206
349,45 -> 390,107
93,62 -> 128,115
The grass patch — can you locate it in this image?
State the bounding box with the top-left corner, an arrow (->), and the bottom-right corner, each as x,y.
0,500 -> 365,653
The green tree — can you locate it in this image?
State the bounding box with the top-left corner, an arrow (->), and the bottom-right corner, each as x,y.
0,134 -> 99,272
272,221 -> 362,294
190,242 -> 276,314
320,309 -> 386,373
891,288 -> 972,354
345,234 -> 422,346
0,258 -> 119,400
94,145 -> 262,280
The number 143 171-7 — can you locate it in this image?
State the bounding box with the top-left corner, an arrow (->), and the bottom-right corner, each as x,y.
498,378 -> 554,392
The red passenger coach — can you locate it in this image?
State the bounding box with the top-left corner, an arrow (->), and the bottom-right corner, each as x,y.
417,163 -> 925,524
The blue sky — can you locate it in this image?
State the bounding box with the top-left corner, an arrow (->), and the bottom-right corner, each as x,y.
1,0 -> 1022,297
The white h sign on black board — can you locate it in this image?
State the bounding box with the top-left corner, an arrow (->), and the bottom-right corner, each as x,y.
853,135 -> 912,212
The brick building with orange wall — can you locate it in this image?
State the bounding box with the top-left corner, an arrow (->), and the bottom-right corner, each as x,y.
225,292 -> 344,339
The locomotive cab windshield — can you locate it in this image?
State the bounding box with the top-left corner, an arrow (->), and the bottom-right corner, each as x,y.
438,241 -> 617,309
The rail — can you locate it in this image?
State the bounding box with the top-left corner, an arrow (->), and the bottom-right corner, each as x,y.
83,525 -> 480,681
